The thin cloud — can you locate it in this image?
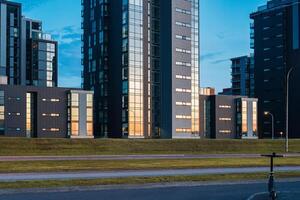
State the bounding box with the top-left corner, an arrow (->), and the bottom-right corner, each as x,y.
200,52 -> 223,61
50,26 -> 81,45
211,58 -> 229,64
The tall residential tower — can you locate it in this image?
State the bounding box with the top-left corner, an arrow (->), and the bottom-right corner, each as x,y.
82,0 -> 200,138
251,0 -> 300,138
0,0 -> 57,87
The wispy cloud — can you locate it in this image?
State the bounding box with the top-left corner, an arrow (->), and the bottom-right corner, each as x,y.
200,51 -> 223,61
49,26 -> 82,88
50,26 -> 81,45
211,58 -> 229,64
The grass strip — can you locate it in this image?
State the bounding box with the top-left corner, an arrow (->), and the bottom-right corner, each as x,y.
0,157 -> 299,173
0,138 -> 299,156
0,172 -> 299,189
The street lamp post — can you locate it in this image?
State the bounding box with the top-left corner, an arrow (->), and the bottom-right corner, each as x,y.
265,112 -> 274,140
286,67 -> 294,153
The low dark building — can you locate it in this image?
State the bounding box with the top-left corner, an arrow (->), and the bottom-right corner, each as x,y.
0,85 -> 93,138
200,94 -> 258,139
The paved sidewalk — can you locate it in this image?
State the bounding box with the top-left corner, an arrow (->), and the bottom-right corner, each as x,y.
0,153 -> 300,161
0,166 -> 300,182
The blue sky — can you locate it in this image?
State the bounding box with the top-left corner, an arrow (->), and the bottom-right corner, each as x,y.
14,0 -> 267,91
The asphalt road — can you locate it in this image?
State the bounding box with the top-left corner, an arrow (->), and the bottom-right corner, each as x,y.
0,180 -> 299,200
1,166 -> 300,182
0,153 -> 299,161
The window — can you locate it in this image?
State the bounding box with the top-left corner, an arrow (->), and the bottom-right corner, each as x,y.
252,102 -> 257,133
42,128 -> 60,132
242,101 -> 248,133
175,48 -> 191,54
176,128 -> 192,133
176,102 -> 192,106
176,115 -> 192,119
42,113 -> 60,117
0,91 -> 4,135
176,62 -> 191,67
219,105 -> 231,109
42,98 -> 60,102
219,118 -> 231,121
175,8 -> 191,15
176,88 -> 192,93
219,130 -> 231,134
175,21 -> 191,28
176,35 -> 191,41
70,93 -> 79,136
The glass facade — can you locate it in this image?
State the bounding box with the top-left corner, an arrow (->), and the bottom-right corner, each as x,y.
68,92 -> 94,138
26,92 -> 36,138
69,93 -> 79,136
242,100 -> 248,133
82,0 -> 109,137
0,91 -> 4,135
122,0 -> 144,138
191,0 -> 200,135
32,41 -> 56,87
1,3 -> 21,85
252,101 -> 257,133
86,94 -> 93,136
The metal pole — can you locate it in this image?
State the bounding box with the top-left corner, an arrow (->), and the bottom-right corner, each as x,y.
271,113 -> 274,140
286,68 -> 293,153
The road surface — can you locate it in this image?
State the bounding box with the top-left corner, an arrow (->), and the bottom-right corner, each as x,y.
0,153 -> 299,161
0,166 -> 300,182
0,180 -> 299,200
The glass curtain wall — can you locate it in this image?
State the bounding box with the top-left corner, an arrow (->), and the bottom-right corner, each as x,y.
191,0 -> 200,135
122,0 -> 144,138
86,94 -> 93,136
0,91 -> 4,135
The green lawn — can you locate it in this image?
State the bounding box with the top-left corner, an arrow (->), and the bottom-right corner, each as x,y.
0,172 -> 299,189
0,157 -> 300,173
0,138 -> 299,156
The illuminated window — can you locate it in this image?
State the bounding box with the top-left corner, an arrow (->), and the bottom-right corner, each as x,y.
0,91 -> 4,135
175,75 -> 191,80
176,128 -> 192,133
176,88 -> 192,93
242,101 -> 248,133
219,105 -> 231,109
219,118 -> 231,121
176,102 -> 192,106
219,130 -> 231,134
42,113 -> 60,117
176,115 -> 192,119
252,101 -> 257,133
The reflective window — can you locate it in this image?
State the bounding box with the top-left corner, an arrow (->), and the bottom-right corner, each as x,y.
242,101 -> 248,133
0,91 -> 4,135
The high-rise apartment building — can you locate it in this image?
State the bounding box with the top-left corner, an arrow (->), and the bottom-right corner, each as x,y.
82,0 -> 200,138
0,0 -> 21,85
0,0 -> 57,87
251,0 -> 300,138
21,18 -> 58,87
231,56 -> 254,97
